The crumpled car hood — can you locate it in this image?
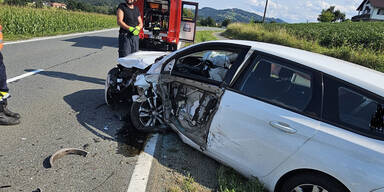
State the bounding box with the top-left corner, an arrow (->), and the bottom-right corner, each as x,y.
117,51 -> 168,69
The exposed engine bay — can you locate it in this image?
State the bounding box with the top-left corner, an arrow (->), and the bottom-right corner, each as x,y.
116,51 -> 234,147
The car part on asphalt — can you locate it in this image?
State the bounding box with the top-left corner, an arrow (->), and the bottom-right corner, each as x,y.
49,148 -> 88,167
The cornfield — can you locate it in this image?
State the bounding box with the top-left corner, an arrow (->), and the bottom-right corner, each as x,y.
261,22 -> 384,51
0,5 -> 116,40
224,23 -> 384,72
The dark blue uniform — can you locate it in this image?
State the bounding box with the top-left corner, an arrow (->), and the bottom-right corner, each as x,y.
118,3 -> 141,58
0,52 -> 8,93
0,25 -> 7,93
0,24 -> 20,125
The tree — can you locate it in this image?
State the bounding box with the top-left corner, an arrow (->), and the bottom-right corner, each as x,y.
66,0 -> 78,10
221,18 -> 231,27
199,17 -> 215,27
182,8 -> 195,19
318,6 -> 346,22
318,10 -> 334,22
199,18 -> 206,26
205,16 -> 215,26
4,0 -> 27,6
35,0 -> 43,8
333,9 -> 346,22
249,17 -> 255,24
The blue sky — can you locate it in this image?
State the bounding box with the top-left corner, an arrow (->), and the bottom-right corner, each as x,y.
194,0 -> 363,23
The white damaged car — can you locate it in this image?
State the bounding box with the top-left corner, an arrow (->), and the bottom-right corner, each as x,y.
105,40 -> 384,192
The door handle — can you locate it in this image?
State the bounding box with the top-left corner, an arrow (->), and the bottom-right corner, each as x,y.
269,121 -> 297,134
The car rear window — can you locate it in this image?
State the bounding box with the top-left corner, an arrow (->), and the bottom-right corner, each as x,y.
338,87 -> 379,131
323,75 -> 384,139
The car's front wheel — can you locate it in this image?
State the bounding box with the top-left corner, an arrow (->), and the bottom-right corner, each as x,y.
130,96 -> 168,133
279,172 -> 348,192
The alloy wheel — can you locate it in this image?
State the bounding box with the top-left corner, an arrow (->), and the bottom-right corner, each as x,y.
291,184 -> 328,192
138,97 -> 163,127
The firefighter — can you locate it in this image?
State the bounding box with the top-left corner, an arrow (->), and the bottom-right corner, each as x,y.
117,0 -> 144,58
0,24 -> 21,125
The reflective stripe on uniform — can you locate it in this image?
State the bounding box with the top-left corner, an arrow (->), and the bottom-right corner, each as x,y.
0,25 -> 3,50
0,92 -> 10,101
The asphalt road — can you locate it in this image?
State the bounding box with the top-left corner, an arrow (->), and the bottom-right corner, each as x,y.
196,26 -> 224,31
0,28 -> 220,192
0,29 -> 137,192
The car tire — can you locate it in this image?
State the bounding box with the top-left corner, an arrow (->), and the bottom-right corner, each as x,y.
130,97 -> 169,133
279,172 -> 348,192
105,67 -> 119,106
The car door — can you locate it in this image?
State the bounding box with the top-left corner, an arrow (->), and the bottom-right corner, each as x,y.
206,53 -> 323,178
160,43 -> 250,148
179,1 -> 198,42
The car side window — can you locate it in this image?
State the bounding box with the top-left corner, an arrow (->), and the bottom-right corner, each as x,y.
323,75 -> 384,138
172,50 -> 239,82
234,57 -> 313,112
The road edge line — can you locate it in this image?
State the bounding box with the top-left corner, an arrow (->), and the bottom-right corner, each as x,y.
127,133 -> 159,192
7,69 -> 44,83
4,28 -> 119,45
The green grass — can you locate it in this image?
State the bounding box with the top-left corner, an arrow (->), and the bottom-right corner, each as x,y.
224,23 -> 384,72
194,30 -> 220,43
260,22 -> 384,51
0,5 -> 116,41
184,30 -> 220,47
218,165 -> 265,192
167,173 -> 203,192
181,173 -> 198,192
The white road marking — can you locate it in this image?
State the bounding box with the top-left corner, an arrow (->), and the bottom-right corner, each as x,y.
4,28 -> 119,45
4,28 -> 160,191
4,28 -> 118,83
6,69 -> 44,83
127,134 -> 159,192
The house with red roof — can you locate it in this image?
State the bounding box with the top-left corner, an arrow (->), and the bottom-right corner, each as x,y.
352,0 -> 384,21
50,2 -> 67,9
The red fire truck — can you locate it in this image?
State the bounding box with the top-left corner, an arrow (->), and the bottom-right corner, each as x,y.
134,0 -> 198,51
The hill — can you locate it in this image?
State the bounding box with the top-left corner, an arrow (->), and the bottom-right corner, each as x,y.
56,1 -> 285,23
198,7 -> 285,23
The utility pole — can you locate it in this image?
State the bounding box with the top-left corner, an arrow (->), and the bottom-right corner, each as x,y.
262,0 -> 269,23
